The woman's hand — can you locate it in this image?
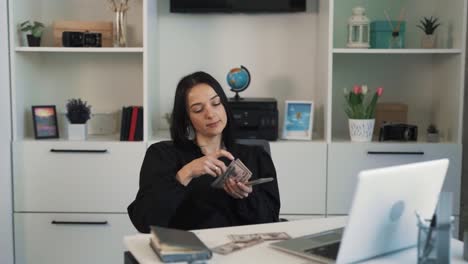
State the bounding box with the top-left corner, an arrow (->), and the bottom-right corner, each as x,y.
224,178 -> 253,199
176,149 -> 234,186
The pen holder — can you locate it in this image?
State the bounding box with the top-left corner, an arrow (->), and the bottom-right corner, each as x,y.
417,221 -> 437,263
464,230 -> 468,261
417,219 -> 453,264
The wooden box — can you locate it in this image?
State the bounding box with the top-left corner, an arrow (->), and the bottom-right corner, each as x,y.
53,21 -> 113,47
374,103 -> 408,136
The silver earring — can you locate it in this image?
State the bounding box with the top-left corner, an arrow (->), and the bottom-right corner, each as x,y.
186,124 -> 195,140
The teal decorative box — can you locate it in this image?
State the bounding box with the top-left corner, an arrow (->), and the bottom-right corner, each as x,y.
370,21 -> 406,48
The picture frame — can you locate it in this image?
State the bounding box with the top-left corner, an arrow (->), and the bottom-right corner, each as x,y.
32,105 -> 59,139
282,101 -> 314,140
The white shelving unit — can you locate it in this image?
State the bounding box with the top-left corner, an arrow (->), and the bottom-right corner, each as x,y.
0,0 -> 14,262
326,0 -> 466,239
329,0 -> 467,143
9,0 -> 152,263
10,0 -> 147,142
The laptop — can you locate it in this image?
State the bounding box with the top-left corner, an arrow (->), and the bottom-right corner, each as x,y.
270,159 -> 449,263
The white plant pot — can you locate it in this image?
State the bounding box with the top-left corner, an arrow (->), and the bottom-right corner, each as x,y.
349,119 -> 375,142
67,123 -> 88,141
421,34 -> 436,48
427,133 -> 440,143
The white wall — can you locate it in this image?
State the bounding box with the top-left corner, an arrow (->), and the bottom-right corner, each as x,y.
156,0 -> 320,131
0,0 -> 14,262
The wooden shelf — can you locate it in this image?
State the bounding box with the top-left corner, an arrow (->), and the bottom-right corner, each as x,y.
15,47 -> 144,53
332,48 -> 463,54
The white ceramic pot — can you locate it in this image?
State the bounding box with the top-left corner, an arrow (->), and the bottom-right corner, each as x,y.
427,133 -> 439,143
67,123 -> 88,140
421,34 -> 436,49
349,119 -> 375,142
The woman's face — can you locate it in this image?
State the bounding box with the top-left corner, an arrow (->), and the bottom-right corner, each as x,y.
186,83 -> 227,139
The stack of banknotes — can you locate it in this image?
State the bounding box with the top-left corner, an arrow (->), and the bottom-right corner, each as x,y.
210,158 -> 252,189
211,232 -> 291,255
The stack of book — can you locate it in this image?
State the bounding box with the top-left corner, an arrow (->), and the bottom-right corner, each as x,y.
149,226 -> 212,263
120,106 -> 143,141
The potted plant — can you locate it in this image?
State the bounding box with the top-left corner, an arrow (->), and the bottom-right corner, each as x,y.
66,98 -> 91,140
427,124 -> 440,142
344,85 -> 384,142
19,20 -> 45,47
417,16 -> 440,48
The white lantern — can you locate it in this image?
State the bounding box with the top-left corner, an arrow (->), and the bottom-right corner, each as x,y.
347,6 -> 370,48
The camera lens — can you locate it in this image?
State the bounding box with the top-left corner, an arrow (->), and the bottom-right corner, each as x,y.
83,33 -> 101,47
403,128 -> 410,140
84,34 -> 94,45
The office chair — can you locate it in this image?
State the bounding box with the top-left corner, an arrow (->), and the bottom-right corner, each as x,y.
235,139 -> 287,222
235,139 -> 271,155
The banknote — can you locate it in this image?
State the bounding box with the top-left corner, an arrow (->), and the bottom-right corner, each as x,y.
232,159 -> 252,182
228,232 -> 291,242
258,232 -> 291,241
210,160 -> 235,188
210,158 -> 252,189
211,238 -> 263,255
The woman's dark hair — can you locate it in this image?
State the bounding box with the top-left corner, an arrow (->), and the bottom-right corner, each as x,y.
170,71 -> 235,149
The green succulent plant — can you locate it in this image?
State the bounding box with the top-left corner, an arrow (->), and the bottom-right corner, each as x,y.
19,20 -> 45,38
66,98 -> 92,124
417,16 -> 440,35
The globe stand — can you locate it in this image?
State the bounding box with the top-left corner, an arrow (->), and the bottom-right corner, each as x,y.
232,91 -> 244,101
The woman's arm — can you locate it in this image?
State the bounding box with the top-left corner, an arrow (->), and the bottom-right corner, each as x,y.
233,147 -> 281,224
127,143 -> 187,233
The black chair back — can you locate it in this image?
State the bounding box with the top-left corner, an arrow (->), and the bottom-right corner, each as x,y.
235,139 -> 286,222
235,139 -> 271,155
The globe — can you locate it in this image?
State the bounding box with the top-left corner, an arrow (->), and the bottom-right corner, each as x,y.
226,65 -> 251,100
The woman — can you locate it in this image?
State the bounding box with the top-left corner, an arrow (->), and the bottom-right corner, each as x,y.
127,71 -> 280,233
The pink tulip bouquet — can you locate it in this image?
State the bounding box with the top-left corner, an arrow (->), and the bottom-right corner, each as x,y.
344,85 -> 384,119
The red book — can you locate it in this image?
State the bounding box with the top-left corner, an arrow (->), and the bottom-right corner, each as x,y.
128,106 -> 139,141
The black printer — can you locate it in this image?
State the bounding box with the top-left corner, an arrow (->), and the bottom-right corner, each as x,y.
228,97 -> 278,141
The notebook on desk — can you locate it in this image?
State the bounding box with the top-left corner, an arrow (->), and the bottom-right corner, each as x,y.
149,226 -> 212,263
270,159 -> 449,263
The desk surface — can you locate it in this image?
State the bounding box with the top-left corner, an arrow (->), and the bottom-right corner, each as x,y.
124,216 -> 466,264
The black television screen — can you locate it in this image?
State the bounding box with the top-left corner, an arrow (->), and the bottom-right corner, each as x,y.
170,0 -> 306,13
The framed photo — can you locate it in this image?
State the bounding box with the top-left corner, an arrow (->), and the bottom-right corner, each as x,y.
282,101 -> 314,140
32,105 -> 59,139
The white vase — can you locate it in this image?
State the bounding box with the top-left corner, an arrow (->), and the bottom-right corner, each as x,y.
68,123 -> 88,141
349,119 -> 375,142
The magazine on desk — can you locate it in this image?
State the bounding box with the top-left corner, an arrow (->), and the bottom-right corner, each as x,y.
149,226 -> 212,263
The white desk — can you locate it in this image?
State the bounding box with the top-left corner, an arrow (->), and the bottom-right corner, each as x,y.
124,217 -> 466,263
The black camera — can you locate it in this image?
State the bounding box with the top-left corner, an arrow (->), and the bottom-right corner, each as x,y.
379,123 -> 418,141
62,31 -> 102,47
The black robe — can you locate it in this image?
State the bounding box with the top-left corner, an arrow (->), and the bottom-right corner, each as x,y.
127,141 -> 280,233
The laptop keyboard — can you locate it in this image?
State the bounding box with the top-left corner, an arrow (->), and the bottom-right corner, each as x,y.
304,242 -> 340,260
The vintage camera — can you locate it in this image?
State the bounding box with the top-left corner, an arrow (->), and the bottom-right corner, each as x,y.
379,123 -> 418,141
62,31 -> 102,47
